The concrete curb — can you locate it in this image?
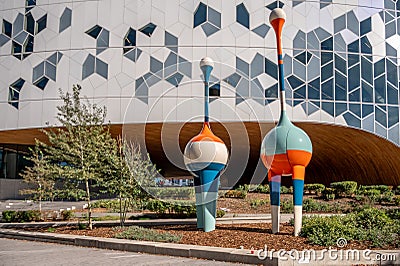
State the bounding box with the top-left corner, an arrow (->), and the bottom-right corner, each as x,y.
1,229 -> 400,265
0,229 -> 271,265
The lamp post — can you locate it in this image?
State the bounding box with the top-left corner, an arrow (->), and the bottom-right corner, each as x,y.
184,57 -> 228,232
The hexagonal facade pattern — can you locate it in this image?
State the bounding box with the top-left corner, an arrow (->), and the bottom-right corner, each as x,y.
0,0 -> 398,147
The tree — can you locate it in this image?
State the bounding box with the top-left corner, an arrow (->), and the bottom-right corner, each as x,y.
20,141 -> 55,213
103,137 -> 158,226
39,84 -> 116,229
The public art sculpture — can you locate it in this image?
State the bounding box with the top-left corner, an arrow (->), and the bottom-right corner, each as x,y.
184,57 -> 229,232
260,8 -> 313,236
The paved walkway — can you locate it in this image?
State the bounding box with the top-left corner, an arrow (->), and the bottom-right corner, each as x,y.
0,238 -> 250,266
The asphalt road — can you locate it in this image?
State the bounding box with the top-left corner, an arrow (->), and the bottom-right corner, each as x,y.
0,238 -> 250,266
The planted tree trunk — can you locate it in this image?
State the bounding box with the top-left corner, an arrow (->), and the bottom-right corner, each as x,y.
85,179 -> 93,230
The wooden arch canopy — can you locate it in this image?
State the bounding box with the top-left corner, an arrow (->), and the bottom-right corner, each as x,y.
0,122 -> 399,186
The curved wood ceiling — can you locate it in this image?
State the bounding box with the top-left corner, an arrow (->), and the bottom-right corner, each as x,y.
1,122 -> 399,186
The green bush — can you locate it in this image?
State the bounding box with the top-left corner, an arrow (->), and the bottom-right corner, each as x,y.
114,226 -> 182,243
363,189 -> 380,204
304,184 -> 325,195
301,207 -> 400,248
61,210 -> 74,221
249,198 -> 269,209
145,199 -> 196,217
254,184 -> 269,194
322,188 -> 336,201
216,209 -> 226,218
224,190 -> 247,199
359,185 -> 392,194
303,198 -> 335,213
301,215 -> 358,246
1,210 -> 41,223
386,208 -> 400,220
147,187 -> 195,200
395,196 -> 400,206
330,181 -> 358,197
281,199 -> 294,213
280,186 -> 292,194
378,191 -> 395,204
1,211 -> 17,222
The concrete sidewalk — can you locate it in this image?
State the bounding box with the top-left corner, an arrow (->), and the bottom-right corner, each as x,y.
1,228 -> 399,265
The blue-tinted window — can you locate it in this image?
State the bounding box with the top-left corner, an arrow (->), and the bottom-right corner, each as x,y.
288,75 -> 303,89
224,73 -> 241,88
37,14 -> 47,33
86,25 -> 102,38
348,54 -> 359,67
12,41 -> 22,54
265,83 -> 278,98
236,57 -> 249,77
250,53 -> 263,79
386,59 -> 397,86
24,35 -> 33,53
349,89 -> 360,102
124,28 -> 136,54
321,78 -> 334,100
165,31 -> 178,52
321,37 -> 333,51
388,106 -> 399,127
334,14 -> 345,33
375,75 -> 386,103
26,13 -> 35,34
374,58 -> 385,77
209,83 -> 220,97
266,1 -> 284,10
139,23 -> 156,37
347,11 -> 359,35
344,112 -> 361,128
321,52 -> 332,65
385,20 -> 396,38
308,78 -> 320,100
321,62 -> 333,82
265,58 -> 277,79
236,3 -> 249,29
360,36 -> 372,54
59,8 -> 72,33
361,57 -> 372,84
375,106 -> 387,127
334,54 -> 346,75
335,103 -> 347,116
348,64 -> 360,90
349,103 -> 361,116
360,17 -> 371,36
82,54 -> 95,79
194,2 -> 207,28
362,81 -> 373,102
208,7 -> 221,28
3,20 -> 12,37
387,83 -> 399,105
34,76 -> 49,90
348,40 -> 359,53
362,104 -> 373,117
294,85 -> 306,99
322,101 -> 334,116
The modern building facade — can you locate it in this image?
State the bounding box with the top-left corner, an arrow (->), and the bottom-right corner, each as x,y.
0,0 -> 400,198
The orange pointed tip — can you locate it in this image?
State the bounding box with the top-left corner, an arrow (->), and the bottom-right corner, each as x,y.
190,122 -> 225,143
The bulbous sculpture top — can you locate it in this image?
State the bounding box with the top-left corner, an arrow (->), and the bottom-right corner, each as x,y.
184,123 -> 228,175
200,57 -> 214,68
260,113 -> 312,174
269,8 -> 286,23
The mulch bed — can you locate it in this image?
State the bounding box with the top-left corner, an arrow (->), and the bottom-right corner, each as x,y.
37,223 -> 375,251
